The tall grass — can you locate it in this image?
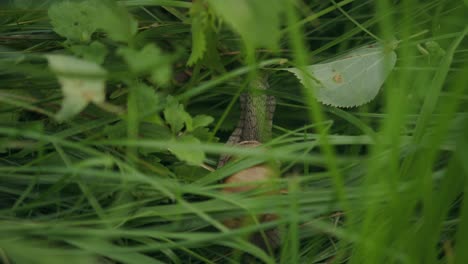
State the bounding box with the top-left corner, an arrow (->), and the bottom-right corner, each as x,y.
1,0 -> 467,263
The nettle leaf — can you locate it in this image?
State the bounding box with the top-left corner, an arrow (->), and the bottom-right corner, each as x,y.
118,44 -> 173,85
191,115 -> 214,131
192,127 -> 214,142
48,0 -> 137,43
169,135 -> 205,165
163,96 -> 191,134
187,0 -> 208,66
95,0 -> 138,43
69,41 -> 108,64
134,83 -> 162,122
286,43 -> 397,107
48,0 -> 99,42
46,54 -> 107,122
207,0 -> 283,49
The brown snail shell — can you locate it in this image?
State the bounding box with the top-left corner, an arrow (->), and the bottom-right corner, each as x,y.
222,141 -> 276,194
221,140 -> 280,251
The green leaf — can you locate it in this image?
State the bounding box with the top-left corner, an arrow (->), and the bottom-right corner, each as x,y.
48,0 -> 99,42
103,121 -> 127,140
192,127 -> 215,142
163,96 -> 191,134
69,41 -> 108,64
150,65 -> 172,86
171,163 -> 207,182
94,0 -> 138,43
187,0 -> 208,65
202,29 -> 225,73
139,123 -> 172,141
134,84 -> 162,122
138,122 -> 173,156
191,114 -> 214,131
46,54 -> 107,122
286,43 -> 397,108
207,0 -> 283,49
169,135 -> 205,165
48,0 -> 137,43
118,44 -> 173,85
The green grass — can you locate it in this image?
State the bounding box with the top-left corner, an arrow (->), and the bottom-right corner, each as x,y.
1,0 -> 467,263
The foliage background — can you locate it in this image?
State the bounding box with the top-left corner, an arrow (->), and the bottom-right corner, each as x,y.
0,0 -> 467,263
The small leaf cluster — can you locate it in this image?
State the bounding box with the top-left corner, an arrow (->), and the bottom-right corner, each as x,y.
187,0 -> 285,67
46,0 -> 214,166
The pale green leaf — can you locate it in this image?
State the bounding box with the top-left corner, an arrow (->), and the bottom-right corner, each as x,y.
48,0 -> 137,43
69,41 -> 108,64
48,0 -> 99,42
118,44 -> 173,85
169,135 -> 205,165
207,0 -> 282,49
118,44 -> 163,73
46,54 -> 107,122
94,0 -> 138,43
150,66 -> 172,86
286,43 -> 397,107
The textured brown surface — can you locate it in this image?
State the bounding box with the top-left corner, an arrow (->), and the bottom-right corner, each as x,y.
219,75 -> 280,252
217,76 -> 276,168
223,163 -> 275,193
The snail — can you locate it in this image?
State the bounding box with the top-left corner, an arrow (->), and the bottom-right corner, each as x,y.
221,140 -> 281,252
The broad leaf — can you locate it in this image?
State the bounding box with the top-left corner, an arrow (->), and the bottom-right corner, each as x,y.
48,0 -> 99,42
46,54 -> 107,121
94,0 -> 138,43
286,43 -> 397,107
169,135 -> 205,165
118,44 -> 173,85
69,41 -> 108,64
191,115 -> 214,131
48,0 -> 137,43
207,0 -> 283,49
